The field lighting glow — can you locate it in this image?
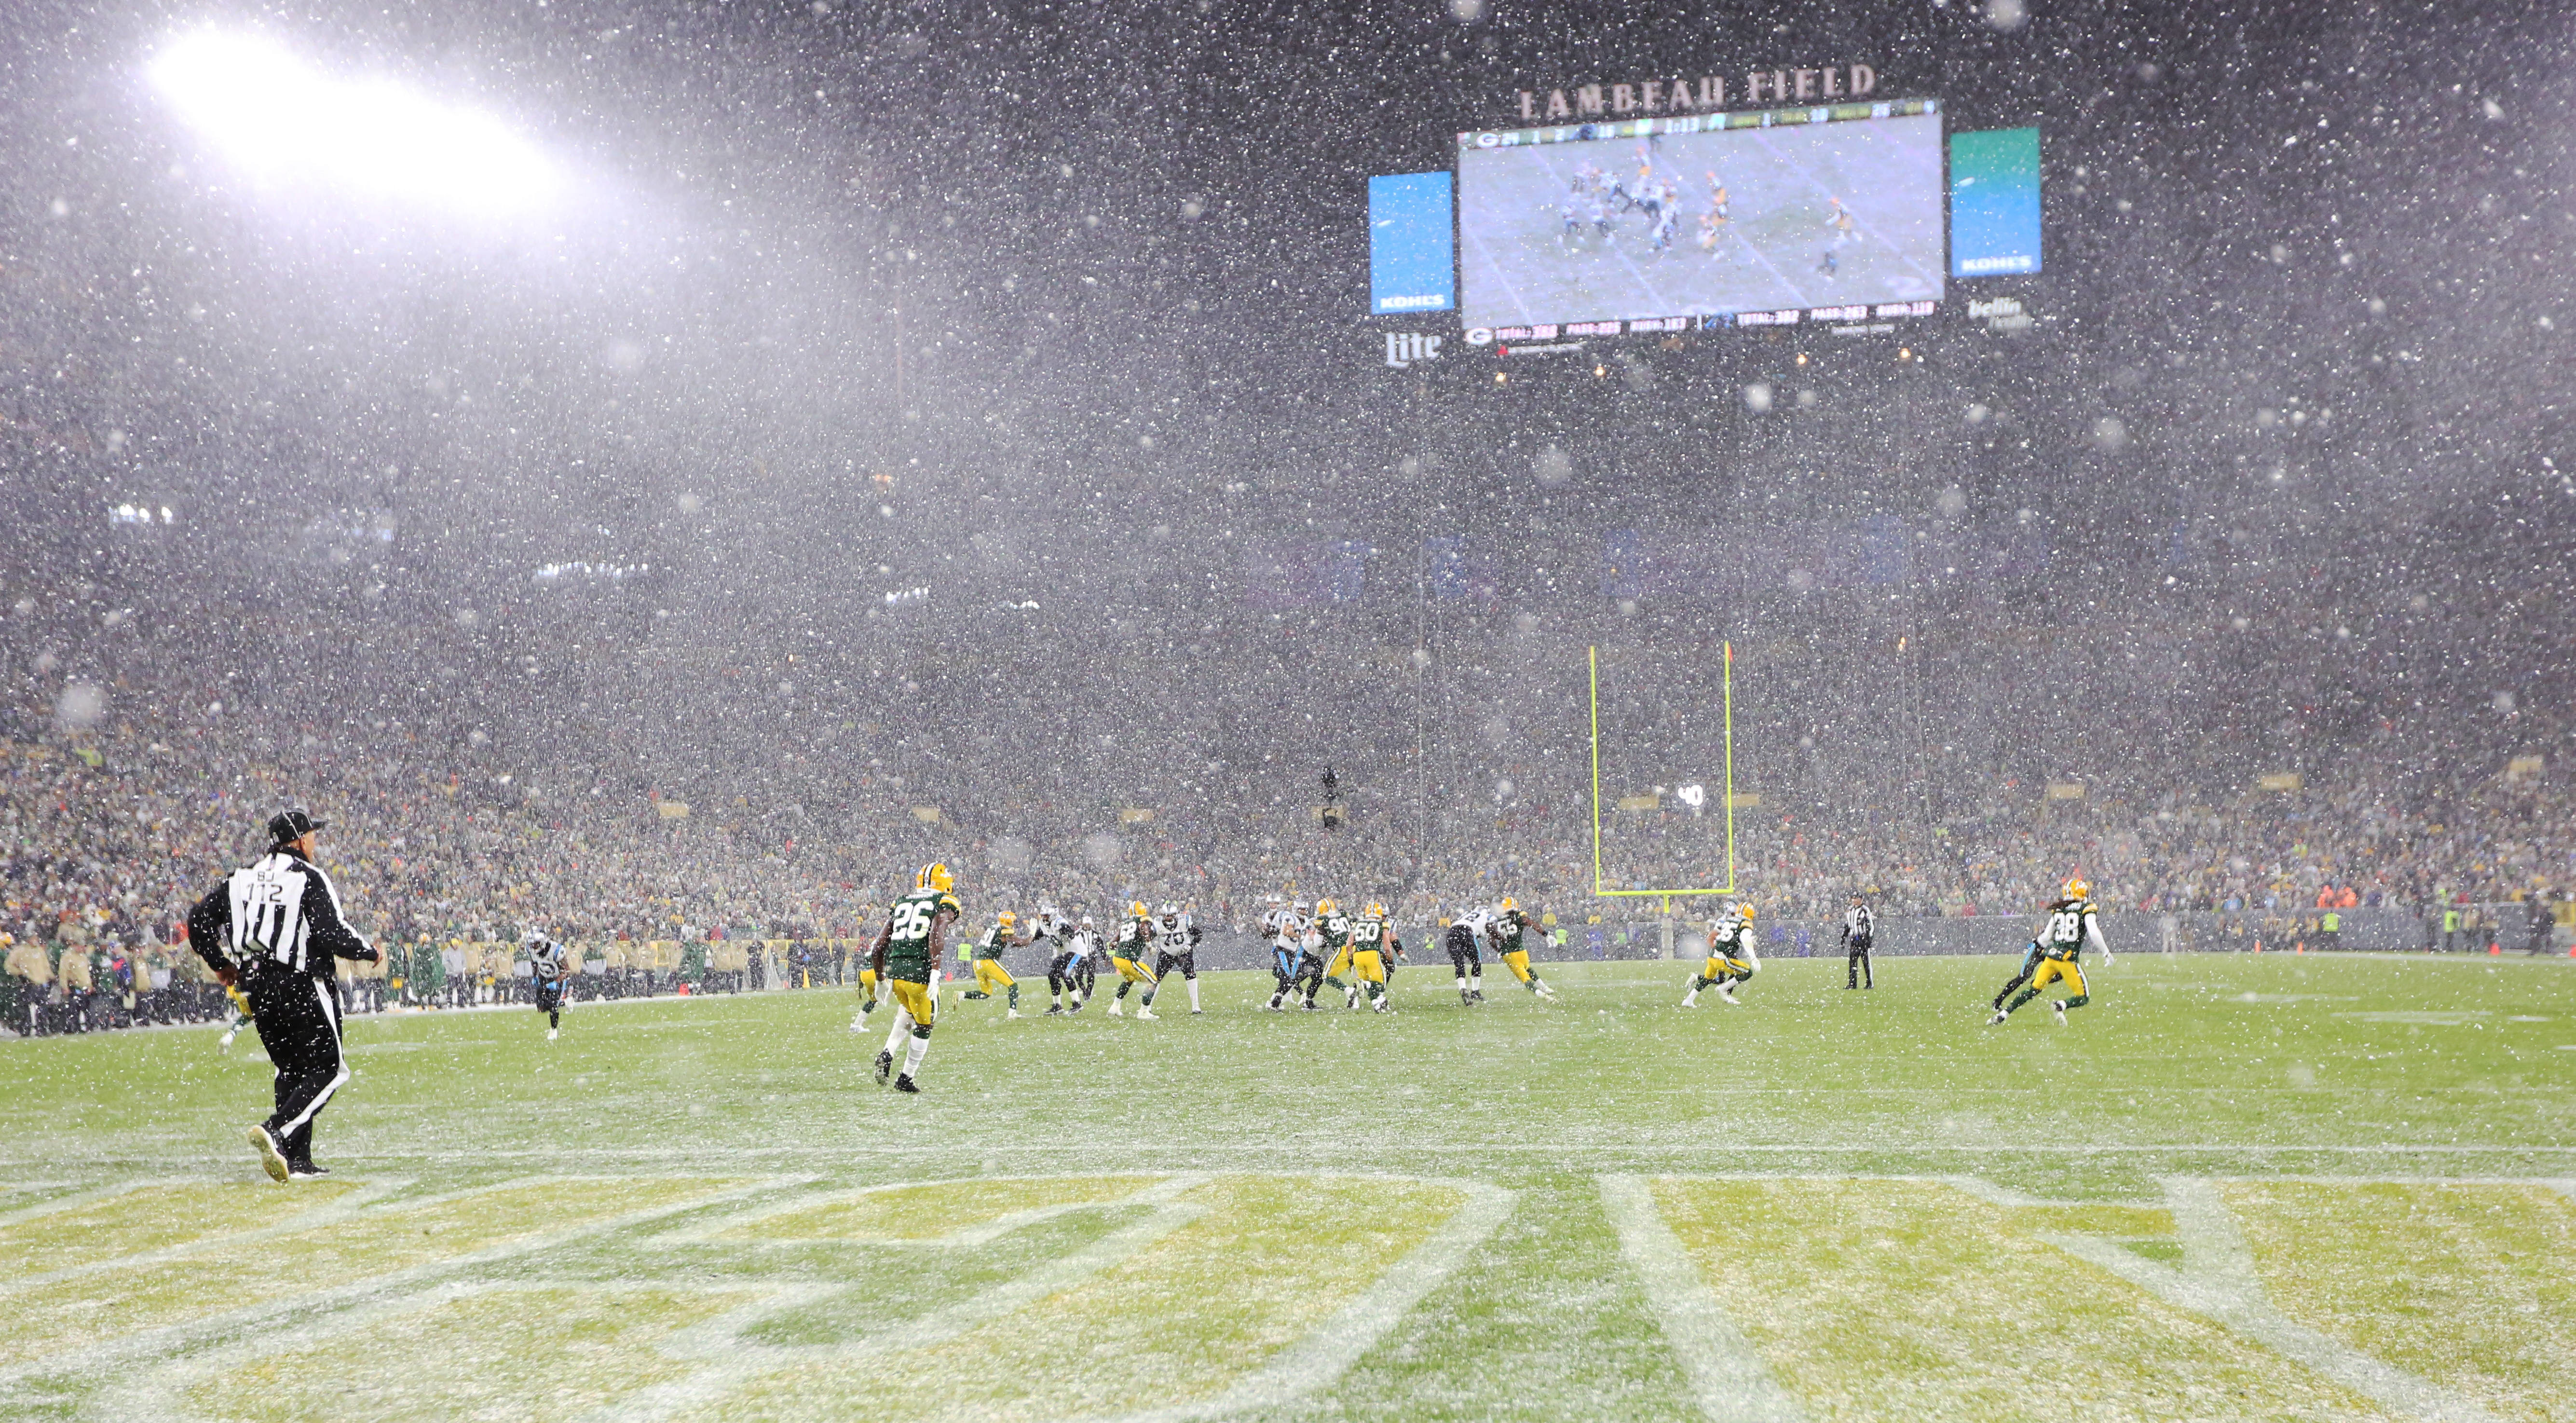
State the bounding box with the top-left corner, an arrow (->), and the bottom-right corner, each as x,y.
147,31 -> 558,219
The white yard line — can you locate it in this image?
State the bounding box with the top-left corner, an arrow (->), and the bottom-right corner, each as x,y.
1599,1174 -> 1807,1423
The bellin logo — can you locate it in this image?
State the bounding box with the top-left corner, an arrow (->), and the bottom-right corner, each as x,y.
1385,332 -> 1443,368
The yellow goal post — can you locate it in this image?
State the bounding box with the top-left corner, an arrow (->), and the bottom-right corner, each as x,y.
1588,643 -> 1737,915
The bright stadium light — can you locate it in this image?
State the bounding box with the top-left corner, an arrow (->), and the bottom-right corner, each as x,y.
147,30 -> 558,219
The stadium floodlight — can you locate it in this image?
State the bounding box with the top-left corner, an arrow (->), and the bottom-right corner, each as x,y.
147,30 -> 558,220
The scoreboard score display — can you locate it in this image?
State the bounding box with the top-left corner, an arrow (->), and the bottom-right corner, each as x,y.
1455,100 -> 1945,334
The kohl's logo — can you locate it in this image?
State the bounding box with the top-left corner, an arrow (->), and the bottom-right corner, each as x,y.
1385,332 -> 1443,368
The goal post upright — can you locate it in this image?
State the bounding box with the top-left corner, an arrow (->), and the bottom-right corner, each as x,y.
1588,643 -> 1736,911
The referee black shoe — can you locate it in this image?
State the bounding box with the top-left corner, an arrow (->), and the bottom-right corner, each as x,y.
287,1162 -> 331,1181
248,1124 -> 290,1183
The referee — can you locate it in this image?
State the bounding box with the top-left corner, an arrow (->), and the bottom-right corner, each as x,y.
1841,892 -> 1876,990
186,809 -> 381,1182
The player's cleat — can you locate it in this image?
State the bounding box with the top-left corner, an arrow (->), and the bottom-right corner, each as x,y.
1191,1008 -> 1204,1015
217,1028 -> 237,1050
872,1050 -> 893,1085
893,1075 -> 920,1094
1046,1004 -> 1063,1015
1006,1008 -> 1021,1019
1681,992 -> 1699,1007
1136,1006 -> 1158,1020
849,1013 -> 869,1032
287,1163 -> 331,1181
1986,1009 -> 2009,1026
248,1124 -> 289,1183
1300,1000 -> 1319,1011
546,1027 -> 558,1041
1108,1001 -> 1124,1017
1717,985 -> 1739,1005
2051,1000 -> 2069,1026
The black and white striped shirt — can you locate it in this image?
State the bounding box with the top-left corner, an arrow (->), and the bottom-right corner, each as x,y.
188,849 -> 378,980
1842,904 -> 1875,948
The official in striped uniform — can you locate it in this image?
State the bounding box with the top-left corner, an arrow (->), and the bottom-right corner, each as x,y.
186,810 -> 382,1182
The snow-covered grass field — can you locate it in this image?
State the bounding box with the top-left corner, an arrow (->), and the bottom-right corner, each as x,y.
2,952 -> 2569,1420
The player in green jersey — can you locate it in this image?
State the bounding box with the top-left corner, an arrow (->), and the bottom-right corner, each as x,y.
956,910 -> 1025,1018
1684,903 -> 1758,1006
1307,899 -> 1358,1010
1348,902 -> 1401,1013
1990,878 -> 2113,1026
869,863 -> 962,1092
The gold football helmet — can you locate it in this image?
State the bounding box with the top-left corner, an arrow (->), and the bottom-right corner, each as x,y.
2063,877 -> 2091,902
916,862 -> 954,891
1364,901 -> 1386,918
1316,898 -> 1339,917
996,911 -> 1017,929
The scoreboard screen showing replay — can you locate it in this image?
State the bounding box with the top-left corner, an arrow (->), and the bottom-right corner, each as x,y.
1456,100 -> 1945,332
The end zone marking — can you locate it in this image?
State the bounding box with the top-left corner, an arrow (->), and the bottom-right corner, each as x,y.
0,1174 -> 800,1390
1104,1179 -> 1513,1423
1599,1175 -> 1805,1423
0,1177 -> 408,1296
2039,1178 -> 2499,1423
648,1172 -> 1172,1249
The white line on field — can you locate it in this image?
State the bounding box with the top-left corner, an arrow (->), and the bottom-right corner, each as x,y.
2038,1177 -> 2499,1423
1097,1179 -> 1513,1423
1600,1174 -> 1807,1423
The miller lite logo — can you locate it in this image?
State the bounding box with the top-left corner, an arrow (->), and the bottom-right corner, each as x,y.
1384,332 -> 1443,369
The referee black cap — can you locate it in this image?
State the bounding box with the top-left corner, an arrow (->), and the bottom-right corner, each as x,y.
267,807 -> 328,846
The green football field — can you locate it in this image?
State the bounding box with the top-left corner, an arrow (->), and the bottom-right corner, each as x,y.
2,952 -> 2571,1421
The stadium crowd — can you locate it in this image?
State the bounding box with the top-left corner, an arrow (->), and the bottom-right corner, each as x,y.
5,666 -> 2565,1037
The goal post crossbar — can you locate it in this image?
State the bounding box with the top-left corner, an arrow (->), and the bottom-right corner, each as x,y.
1588,643 -> 1737,911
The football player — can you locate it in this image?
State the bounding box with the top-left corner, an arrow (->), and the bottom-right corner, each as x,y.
869,863 -> 961,1093
1684,903 -> 1758,1006
1488,898 -> 1557,999
1142,902 -> 1203,1015
1042,905 -> 1091,1014
1990,878 -> 2113,1026
1305,898 -> 1360,1009
847,905 -> 883,1032
957,910 -> 1025,1018
1444,904 -> 1486,1006
526,927 -> 572,1040
1349,902 -> 1401,1013
1260,895 -> 1304,1011
1107,901 -> 1158,1018
215,979 -> 257,1052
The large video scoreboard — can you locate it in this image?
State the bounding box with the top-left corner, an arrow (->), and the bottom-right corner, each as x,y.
1365,68 -> 2044,356
1457,100 -> 1945,335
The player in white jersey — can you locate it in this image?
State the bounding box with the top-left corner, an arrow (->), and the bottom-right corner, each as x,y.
1139,902 -> 1202,1016
1446,903 -> 1492,1005
1262,897 -> 1311,1011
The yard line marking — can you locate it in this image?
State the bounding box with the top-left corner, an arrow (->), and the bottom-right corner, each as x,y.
1099,1179 -> 1513,1423
2039,1177 -> 2498,1423
1600,1174 -> 1806,1423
